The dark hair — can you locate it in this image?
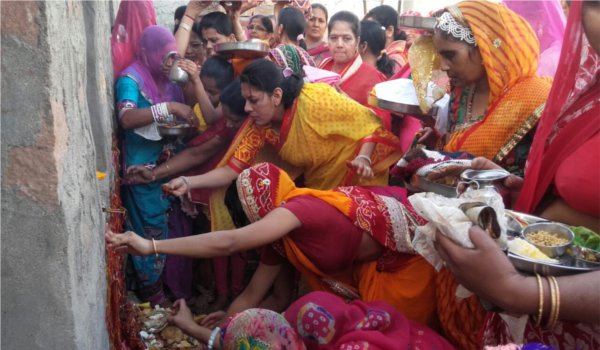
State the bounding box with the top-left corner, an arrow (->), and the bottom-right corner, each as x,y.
173,6 -> 188,33
328,11 -> 360,39
225,180 -> 250,228
365,5 -> 402,41
249,14 -> 274,33
311,3 -> 329,21
192,21 -> 202,37
240,59 -> 304,109
199,11 -> 233,37
201,56 -> 234,90
278,6 -> 307,49
360,20 -> 396,77
219,79 -> 246,118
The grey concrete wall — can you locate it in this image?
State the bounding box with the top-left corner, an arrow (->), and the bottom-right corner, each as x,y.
2,1 -> 115,348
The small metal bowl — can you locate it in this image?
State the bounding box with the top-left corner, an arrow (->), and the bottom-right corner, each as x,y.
523,222 -> 574,258
157,124 -> 194,137
574,245 -> 600,265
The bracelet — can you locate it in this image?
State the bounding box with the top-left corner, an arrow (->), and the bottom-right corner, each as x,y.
184,13 -> 196,22
179,22 -> 192,32
533,274 -> 544,327
151,238 -> 159,257
546,276 -> 560,329
355,154 -> 372,165
207,326 -> 221,350
180,176 -> 191,193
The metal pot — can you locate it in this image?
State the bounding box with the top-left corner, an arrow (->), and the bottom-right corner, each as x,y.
168,60 -> 189,86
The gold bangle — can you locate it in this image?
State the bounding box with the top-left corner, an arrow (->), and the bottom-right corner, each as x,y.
533,274 -> 544,327
546,276 -> 560,329
151,238 -> 159,257
179,22 -> 192,32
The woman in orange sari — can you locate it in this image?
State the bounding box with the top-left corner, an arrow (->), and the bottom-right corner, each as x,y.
107,162 -> 438,327
419,0 -> 552,176
423,2 -> 552,349
320,11 -> 391,129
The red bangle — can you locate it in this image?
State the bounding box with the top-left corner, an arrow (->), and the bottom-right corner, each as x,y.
184,13 -> 195,22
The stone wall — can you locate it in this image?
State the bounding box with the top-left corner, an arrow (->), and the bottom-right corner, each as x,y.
1,1 -> 116,348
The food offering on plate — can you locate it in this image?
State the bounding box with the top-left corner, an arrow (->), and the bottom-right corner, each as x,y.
135,303 -> 203,349
504,212 -> 600,275
572,226 -> 600,264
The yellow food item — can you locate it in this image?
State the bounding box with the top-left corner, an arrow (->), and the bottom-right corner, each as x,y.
526,231 -> 569,246
508,238 -> 558,263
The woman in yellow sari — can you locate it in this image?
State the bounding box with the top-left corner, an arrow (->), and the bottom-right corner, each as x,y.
420,0 -> 552,176
166,59 -> 402,230
425,2 -> 553,349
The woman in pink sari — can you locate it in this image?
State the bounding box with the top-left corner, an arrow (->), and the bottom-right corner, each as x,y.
435,1 -> 600,348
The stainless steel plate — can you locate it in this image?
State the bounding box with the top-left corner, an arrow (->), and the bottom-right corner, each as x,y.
410,175 -> 457,198
157,124 -> 194,137
377,98 -> 439,117
398,16 -> 438,31
215,41 -> 270,59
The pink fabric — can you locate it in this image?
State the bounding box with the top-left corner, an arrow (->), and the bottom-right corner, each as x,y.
283,291 -> 455,350
515,0 -> 600,213
119,26 -> 183,104
503,0 -> 566,77
111,0 -> 156,77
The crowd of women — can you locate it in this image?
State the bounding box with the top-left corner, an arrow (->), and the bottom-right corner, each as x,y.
106,0 -> 599,349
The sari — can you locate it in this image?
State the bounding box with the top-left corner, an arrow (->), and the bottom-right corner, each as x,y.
481,2 -> 600,346
386,40 -> 408,74
284,291 -> 454,350
320,54 -> 391,130
442,1 -> 552,170
503,0 -> 566,77
209,83 -> 402,232
434,2 -> 550,348
269,43 -> 316,75
306,41 -> 331,67
237,162 -> 437,326
111,0 -> 156,77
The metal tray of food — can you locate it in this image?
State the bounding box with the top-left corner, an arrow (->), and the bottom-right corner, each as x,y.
504,210 -> 600,275
215,40 -> 270,59
376,98 -> 439,117
157,123 -> 194,137
398,16 -> 438,31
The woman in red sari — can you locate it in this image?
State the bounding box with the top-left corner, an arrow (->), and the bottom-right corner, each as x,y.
320,11 -> 391,129
304,3 -> 331,66
107,162 -> 438,327
436,1 -> 600,348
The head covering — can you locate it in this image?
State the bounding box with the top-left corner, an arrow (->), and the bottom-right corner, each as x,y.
283,291 -> 455,350
236,162 -> 420,254
221,308 -> 306,350
503,0 -> 566,76
515,0 -> 600,212
441,1 -> 552,161
449,0 -> 540,105
119,26 -> 182,104
111,0 -> 156,77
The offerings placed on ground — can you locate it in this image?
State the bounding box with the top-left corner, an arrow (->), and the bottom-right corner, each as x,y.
135,303 -> 203,349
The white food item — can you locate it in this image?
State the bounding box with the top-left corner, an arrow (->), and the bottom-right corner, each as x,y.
508,238 -> 558,263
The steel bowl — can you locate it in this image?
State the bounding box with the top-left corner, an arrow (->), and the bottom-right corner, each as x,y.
523,222 -> 574,258
168,64 -> 189,86
157,124 -> 194,137
574,245 -> 600,265
397,16 -> 438,31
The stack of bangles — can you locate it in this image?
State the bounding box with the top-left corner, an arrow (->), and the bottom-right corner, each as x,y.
179,13 -> 195,32
532,274 -> 561,329
151,102 -> 174,124
207,326 -> 222,350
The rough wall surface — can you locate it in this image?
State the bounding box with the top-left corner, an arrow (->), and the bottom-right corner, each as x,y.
1,1 -> 115,348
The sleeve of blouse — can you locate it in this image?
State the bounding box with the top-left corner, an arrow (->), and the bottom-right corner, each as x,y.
115,77 -> 140,119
